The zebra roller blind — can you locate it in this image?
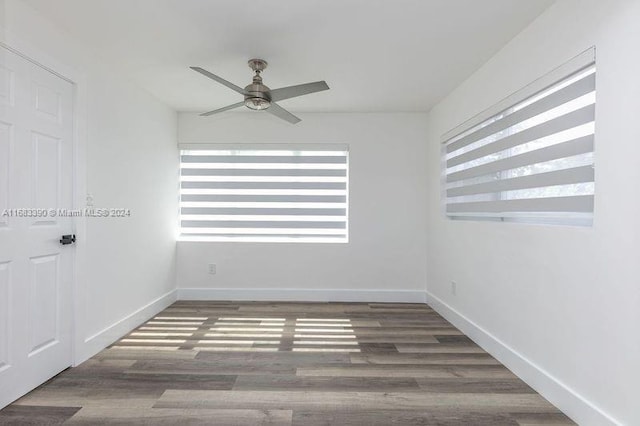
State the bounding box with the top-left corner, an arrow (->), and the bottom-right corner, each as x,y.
443,48 -> 596,225
180,146 -> 349,242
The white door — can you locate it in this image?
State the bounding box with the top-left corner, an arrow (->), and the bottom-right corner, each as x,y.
0,46 -> 75,408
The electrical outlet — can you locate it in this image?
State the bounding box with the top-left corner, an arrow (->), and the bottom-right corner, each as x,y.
451,281 -> 457,296
208,263 -> 216,275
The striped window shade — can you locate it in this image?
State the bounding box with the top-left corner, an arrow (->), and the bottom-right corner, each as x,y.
442,48 -> 596,225
179,145 -> 349,242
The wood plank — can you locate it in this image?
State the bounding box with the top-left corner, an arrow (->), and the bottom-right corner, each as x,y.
47,373 -> 237,391
95,348 -> 199,360
154,390 -> 557,413
64,408 -> 292,425
12,391 -> 158,409
296,365 -> 519,379
195,351 -> 351,365
395,343 -> 486,353
415,378 -> 537,394
511,412 -> 577,425
350,353 -> 500,365
292,410 -> 519,426
0,405 -> 81,425
233,375 -> 421,392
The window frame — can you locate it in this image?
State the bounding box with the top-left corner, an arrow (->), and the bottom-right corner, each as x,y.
178,143 -> 350,243
440,47 -> 596,226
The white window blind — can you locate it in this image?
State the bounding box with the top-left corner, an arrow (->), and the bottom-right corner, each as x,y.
179,146 -> 349,242
442,48 -> 596,225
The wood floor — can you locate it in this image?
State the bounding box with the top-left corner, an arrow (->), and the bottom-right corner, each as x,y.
1,302 -> 574,425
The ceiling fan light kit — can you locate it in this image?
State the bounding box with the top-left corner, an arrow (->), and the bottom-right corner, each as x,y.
190,58 -> 329,124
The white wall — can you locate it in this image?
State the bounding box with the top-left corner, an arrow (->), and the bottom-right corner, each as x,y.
424,1 -> 640,424
177,112 -> 428,302
1,1 -> 179,362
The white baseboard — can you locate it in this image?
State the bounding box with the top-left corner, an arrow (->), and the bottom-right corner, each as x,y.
76,289 -> 177,364
426,291 -> 620,426
178,287 -> 426,303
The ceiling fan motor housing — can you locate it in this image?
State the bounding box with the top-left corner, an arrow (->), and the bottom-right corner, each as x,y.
244,81 -> 271,110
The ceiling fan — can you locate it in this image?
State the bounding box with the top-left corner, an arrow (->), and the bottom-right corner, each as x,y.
190,59 -> 329,124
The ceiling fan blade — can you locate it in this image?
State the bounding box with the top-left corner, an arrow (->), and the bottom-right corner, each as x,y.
190,66 -> 247,95
266,102 -> 301,124
269,81 -> 329,102
200,101 -> 245,116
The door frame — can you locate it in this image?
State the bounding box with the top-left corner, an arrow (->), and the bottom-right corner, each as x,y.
0,31 -> 88,367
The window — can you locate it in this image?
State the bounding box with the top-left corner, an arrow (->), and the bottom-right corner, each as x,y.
442,48 -> 596,225
179,145 -> 349,242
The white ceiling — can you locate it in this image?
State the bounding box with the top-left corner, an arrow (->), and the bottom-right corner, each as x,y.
25,0 -> 554,113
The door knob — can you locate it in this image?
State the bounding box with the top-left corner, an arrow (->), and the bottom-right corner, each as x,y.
60,234 -> 76,245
